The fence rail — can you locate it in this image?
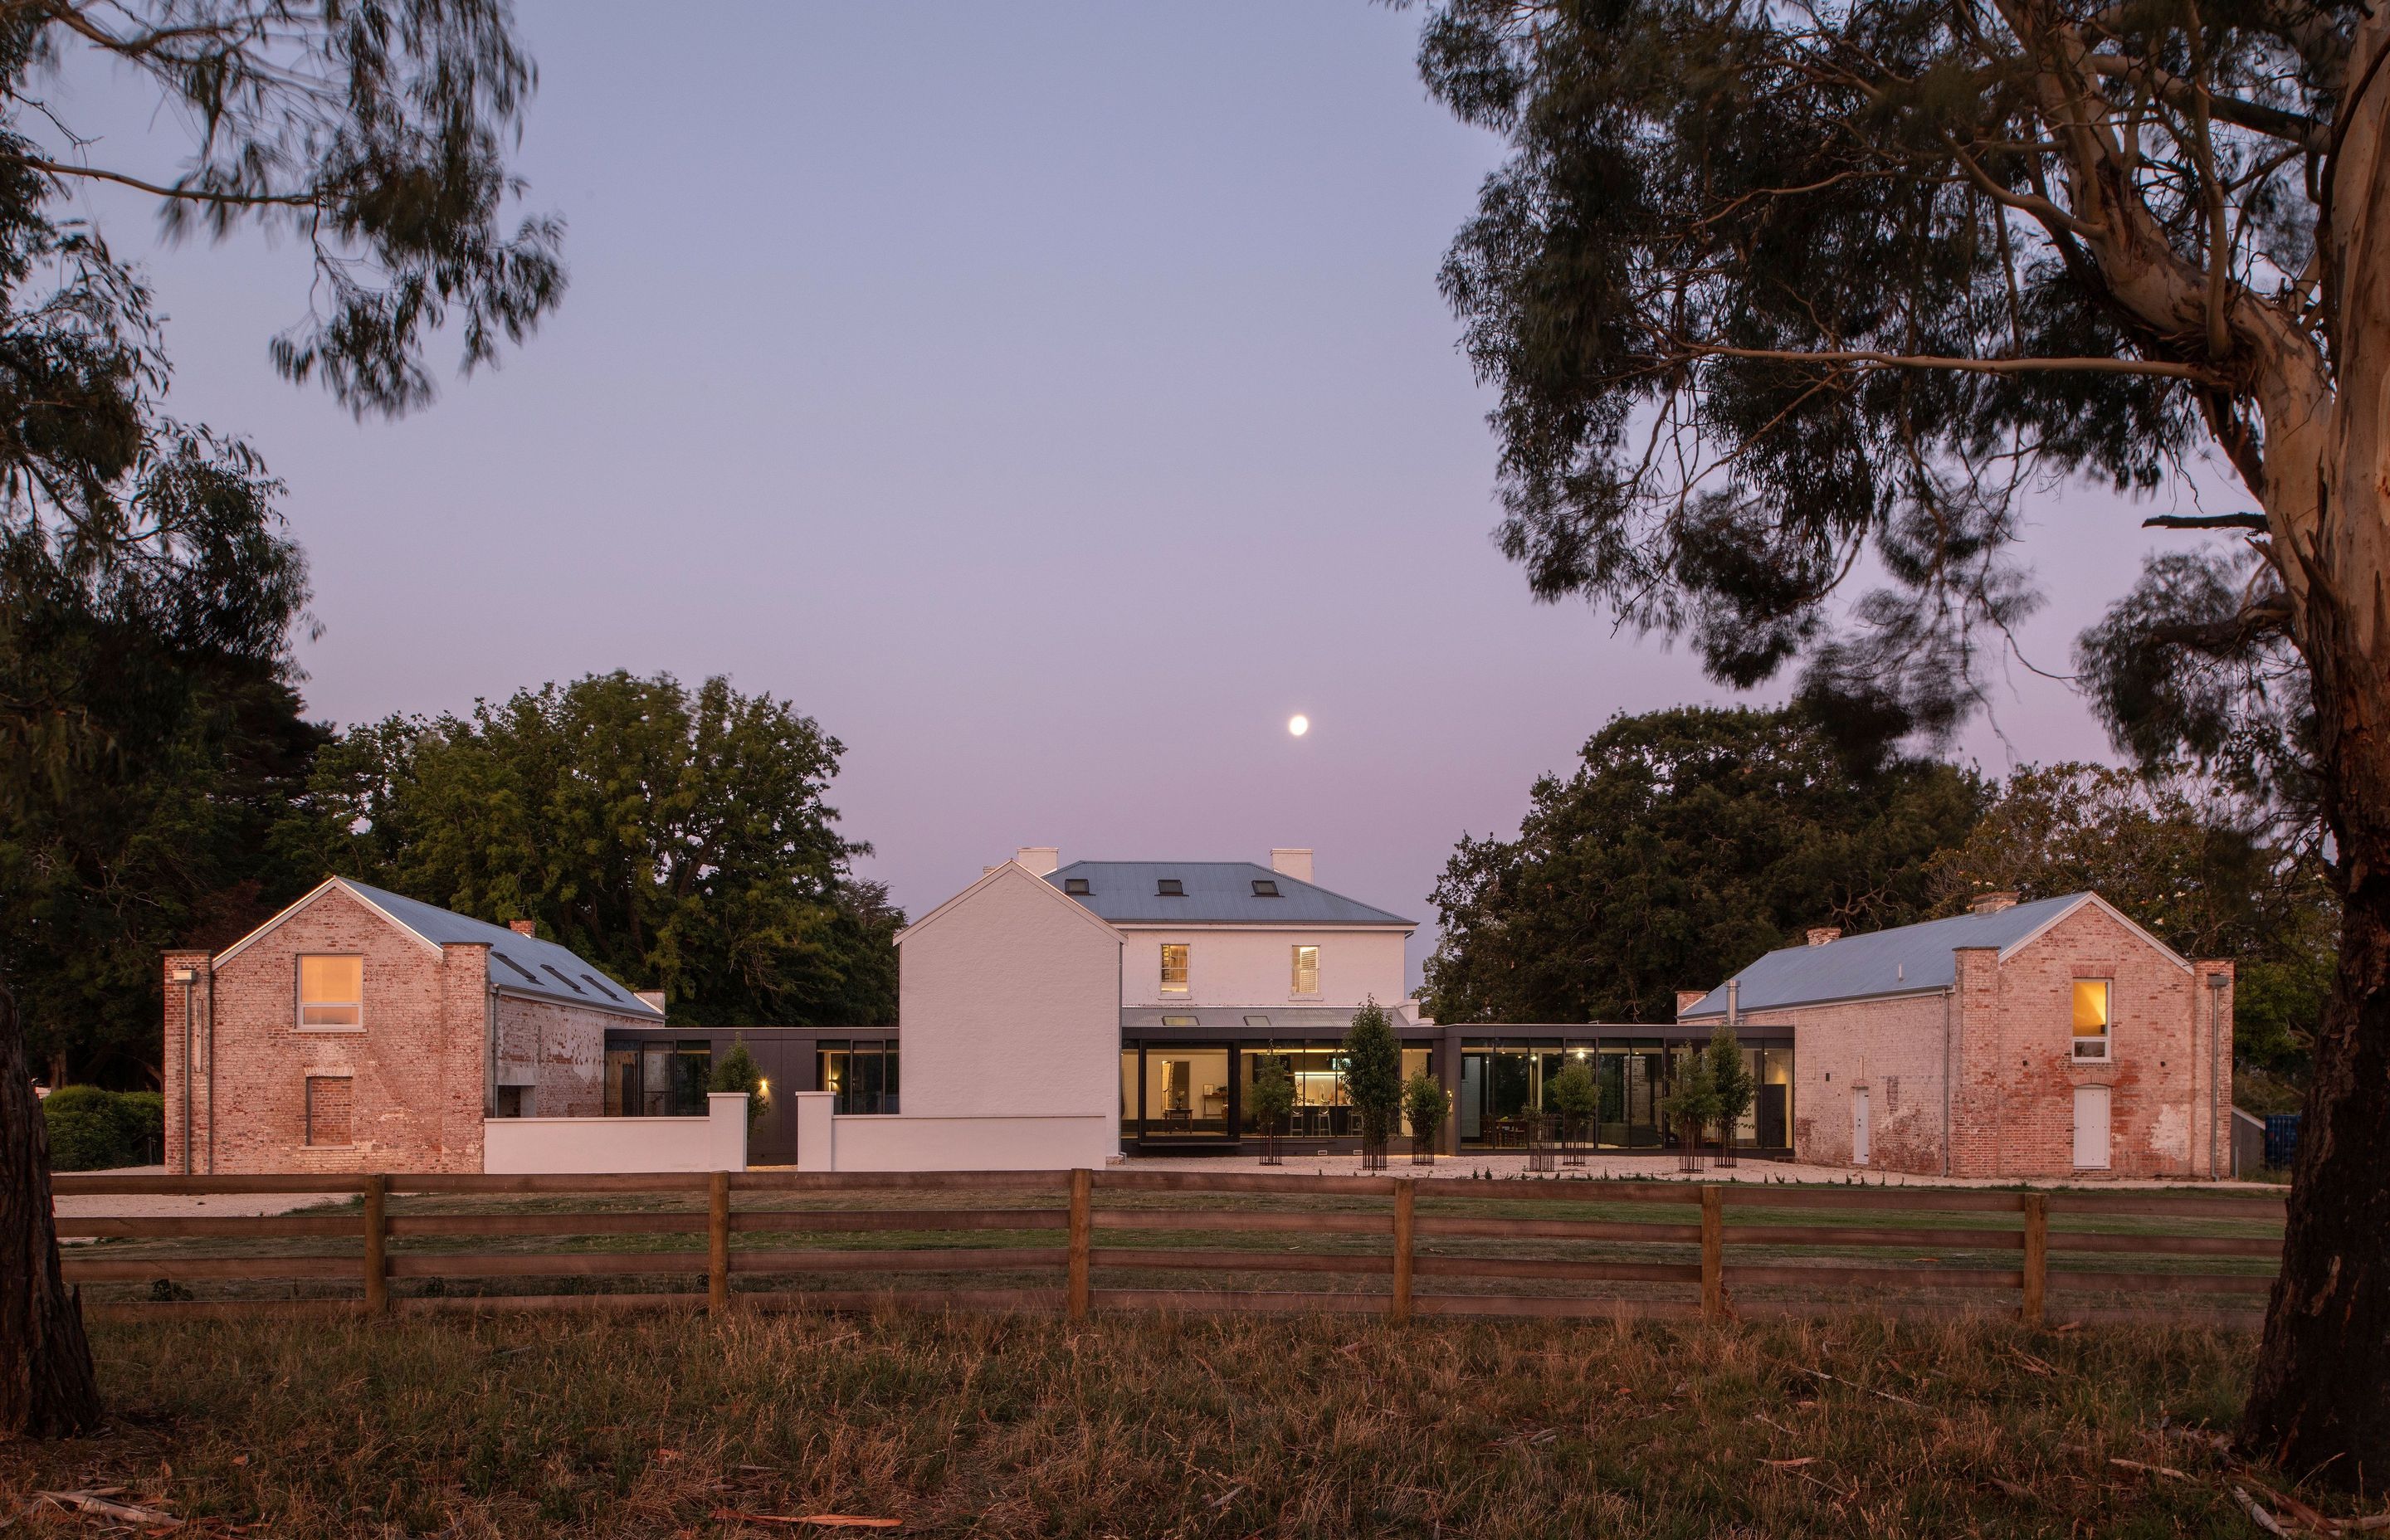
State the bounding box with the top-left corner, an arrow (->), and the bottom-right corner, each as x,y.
50,1169 -> 2287,1329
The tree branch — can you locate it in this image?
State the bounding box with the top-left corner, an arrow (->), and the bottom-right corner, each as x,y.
2082,53 -> 2329,151
1674,342 -> 2222,382
2144,511 -> 2270,529
7,154 -> 314,209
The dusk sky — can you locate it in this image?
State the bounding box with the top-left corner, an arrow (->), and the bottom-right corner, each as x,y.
54,2 -> 2223,987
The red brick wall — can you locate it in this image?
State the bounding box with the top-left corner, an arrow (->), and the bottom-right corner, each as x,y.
1754,991 -> 1953,1175
1950,903 -> 2231,1178
160,885 -> 617,1173
494,993 -> 607,1116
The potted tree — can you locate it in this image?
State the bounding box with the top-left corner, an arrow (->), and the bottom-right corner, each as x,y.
1402,1070 -> 1447,1165
1342,998 -> 1404,1173
1250,1054 -> 1295,1167
1547,1060 -> 1599,1167
1707,1024 -> 1754,1169
1661,1050 -> 1720,1173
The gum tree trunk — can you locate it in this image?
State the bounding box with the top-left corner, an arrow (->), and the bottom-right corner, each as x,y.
0,985 -> 102,1437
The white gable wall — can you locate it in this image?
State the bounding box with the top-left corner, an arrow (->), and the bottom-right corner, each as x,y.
896,863 -> 1122,1124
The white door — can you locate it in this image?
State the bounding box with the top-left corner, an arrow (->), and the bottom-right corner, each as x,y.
1852,1089 -> 1871,1167
2074,1086 -> 2112,1169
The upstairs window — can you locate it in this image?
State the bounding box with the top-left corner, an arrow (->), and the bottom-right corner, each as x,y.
298,955 -> 363,1029
1064,877 -> 1090,894
1157,879 -> 1185,897
1251,879 -> 1280,897
2072,980 -> 2112,1061
1160,943 -> 1190,994
1291,945 -> 1319,995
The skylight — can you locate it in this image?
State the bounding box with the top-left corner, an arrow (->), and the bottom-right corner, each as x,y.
494,953 -> 541,984
539,963 -> 586,994
580,973 -> 620,1001
1157,879 -> 1184,896
1251,879 -> 1280,897
1064,877 -> 1090,894
1159,1015 -> 1197,1026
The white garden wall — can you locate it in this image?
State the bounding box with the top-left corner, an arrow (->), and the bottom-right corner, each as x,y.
826,1112 -> 1115,1172
482,1091 -> 749,1173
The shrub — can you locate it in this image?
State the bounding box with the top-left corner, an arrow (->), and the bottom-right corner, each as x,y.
708,1039 -> 767,1128
1248,1055 -> 1294,1136
1402,1070 -> 1447,1147
44,1085 -> 164,1171
1341,998 -> 1404,1149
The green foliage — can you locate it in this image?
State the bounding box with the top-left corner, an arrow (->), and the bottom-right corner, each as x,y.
1340,998 -> 1404,1148
1248,1056 -> 1295,1134
1661,1053 -> 1721,1148
1929,762 -> 2331,1076
1545,1060 -> 1599,1123
1707,1026 -> 1754,1134
1424,705 -> 1981,1023
708,1039 -> 766,1129
41,1086 -> 164,1171
1402,1070 -> 1448,1145
285,671 -> 899,1028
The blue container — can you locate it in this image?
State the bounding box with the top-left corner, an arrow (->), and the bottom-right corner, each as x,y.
2264,1113 -> 2302,1170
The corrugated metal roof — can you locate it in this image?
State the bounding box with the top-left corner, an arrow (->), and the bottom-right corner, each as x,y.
343,880 -> 664,1021
1678,894 -> 2094,1017
1047,861 -> 1414,927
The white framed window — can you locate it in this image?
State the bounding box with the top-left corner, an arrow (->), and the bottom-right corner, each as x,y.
1290,945 -> 1319,995
1160,943 -> 1190,995
2071,979 -> 2112,1061
298,955 -> 363,1030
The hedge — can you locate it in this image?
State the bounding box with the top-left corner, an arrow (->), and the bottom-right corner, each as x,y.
43,1085 -> 166,1171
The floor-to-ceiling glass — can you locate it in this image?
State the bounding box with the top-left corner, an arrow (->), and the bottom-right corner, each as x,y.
1129,1044 -> 1232,1138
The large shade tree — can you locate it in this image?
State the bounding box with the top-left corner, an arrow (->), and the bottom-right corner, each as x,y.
1404,0 -> 2389,1479
286,672 -> 900,1027
0,0 -> 564,1438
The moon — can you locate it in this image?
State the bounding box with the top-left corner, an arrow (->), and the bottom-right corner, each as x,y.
1288,714 -> 1310,738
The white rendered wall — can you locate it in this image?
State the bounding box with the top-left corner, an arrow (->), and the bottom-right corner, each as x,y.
1116,927 -> 1407,1010
482,1092 -> 748,1172
898,863 -> 1121,1123
827,1114 -> 1114,1171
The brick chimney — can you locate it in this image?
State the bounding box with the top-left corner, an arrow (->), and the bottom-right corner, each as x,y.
1807,927 -> 1842,947
1968,890 -> 2020,914
509,919 -> 537,937
1270,848 -> 1314,884
1675,989 -> 1710,1019
1013,846 -> 1059,876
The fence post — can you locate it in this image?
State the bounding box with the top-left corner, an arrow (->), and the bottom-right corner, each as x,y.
2021,1192 -> 2047,1328
1700,1184 -> 1724,1323
363,1174 -> 388,1318
1390,1178 -> 1416,1324
1067,1168 -> 1092,1321
709,1171 -> 731,1318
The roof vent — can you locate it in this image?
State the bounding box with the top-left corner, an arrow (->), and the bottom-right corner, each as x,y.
1157,879 -> 1184,897
1064,877 -> 1090,895
1969,890 -> 2021,914
509,919 -> 536,937
1251,879 -> 1280,897
1807,927 -> 1841,947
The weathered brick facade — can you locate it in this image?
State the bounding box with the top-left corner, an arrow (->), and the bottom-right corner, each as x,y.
1692,899 -> 2232,1179
163,883 -> 631,1174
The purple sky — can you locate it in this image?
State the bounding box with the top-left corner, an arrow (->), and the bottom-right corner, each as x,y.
51,2 -> 2225,988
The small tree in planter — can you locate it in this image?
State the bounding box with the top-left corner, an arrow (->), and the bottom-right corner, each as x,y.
1547,1060 -> 1599,1165
1661,1051 -> 1720,1172
1342,998 -> 1404,1173
1707,1025 -> 1755,1168
1402,1070 -> 1447,1165
709,1037 -> 768,1129
1250,1055 -> 1295,1167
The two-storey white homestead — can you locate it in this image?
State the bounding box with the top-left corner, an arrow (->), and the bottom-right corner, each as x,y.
890,847 -> 1431,1157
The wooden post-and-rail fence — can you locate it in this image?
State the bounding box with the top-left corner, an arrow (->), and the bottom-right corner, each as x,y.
47,1169 -> 2287,1328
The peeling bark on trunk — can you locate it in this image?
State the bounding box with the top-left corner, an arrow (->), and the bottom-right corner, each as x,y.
0,986 -> 102,1438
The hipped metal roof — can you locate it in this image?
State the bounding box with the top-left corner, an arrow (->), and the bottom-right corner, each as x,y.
1048,861 -> 1415,928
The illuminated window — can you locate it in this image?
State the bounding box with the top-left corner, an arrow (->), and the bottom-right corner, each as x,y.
2071,980 -> 2111,1061
1291,945 -> 1319,995
1161,943 -> 1190,993
298,955 -> 363,1029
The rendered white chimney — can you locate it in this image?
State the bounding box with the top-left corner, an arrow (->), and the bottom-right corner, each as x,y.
1014,846 -> 1060,876
1270,848 -> 1314,885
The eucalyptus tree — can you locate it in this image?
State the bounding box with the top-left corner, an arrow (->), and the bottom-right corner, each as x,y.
1404,0 -> 2390,1479
0,0 -> 564,1437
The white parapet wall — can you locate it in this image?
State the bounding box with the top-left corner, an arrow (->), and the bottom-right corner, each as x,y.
823,1112 -> 1115,1172
483,1091 -> 749,1173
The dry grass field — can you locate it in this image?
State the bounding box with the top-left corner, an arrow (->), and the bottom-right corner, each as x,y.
2,1308 -> 2373,1538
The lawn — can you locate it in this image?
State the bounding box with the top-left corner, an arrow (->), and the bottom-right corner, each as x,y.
2,1308 -> 2364,1538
